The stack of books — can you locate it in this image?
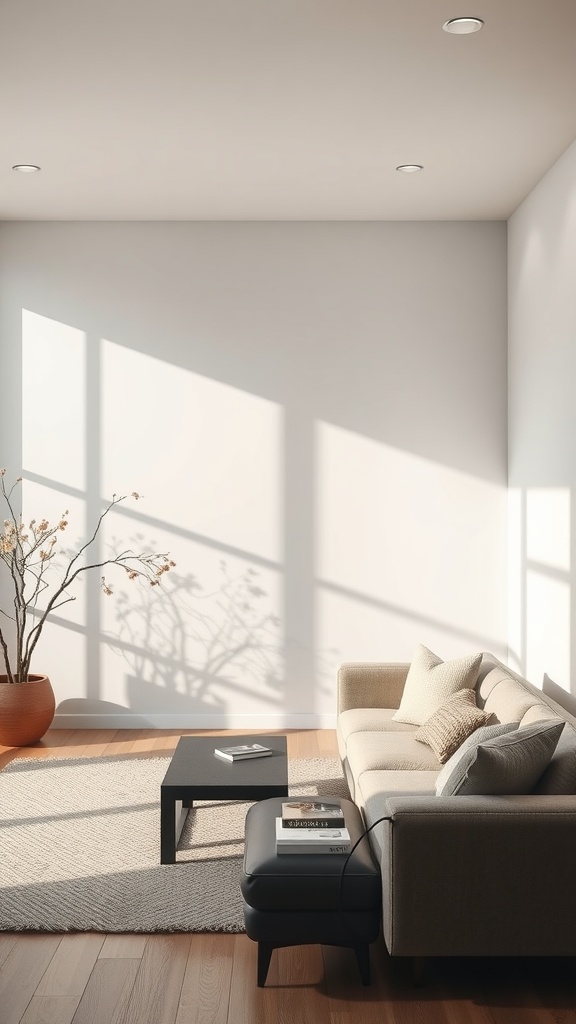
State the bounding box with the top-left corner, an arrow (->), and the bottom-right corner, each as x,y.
275,801 -> 350,855
214,743 -> 272,761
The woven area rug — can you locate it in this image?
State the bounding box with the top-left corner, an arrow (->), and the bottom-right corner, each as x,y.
0,754 -> 349,933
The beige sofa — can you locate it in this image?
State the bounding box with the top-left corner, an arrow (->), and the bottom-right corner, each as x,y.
337,653 -> 576,958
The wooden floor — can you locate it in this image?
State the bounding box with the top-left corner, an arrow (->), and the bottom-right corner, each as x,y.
1,729 -> 575,1024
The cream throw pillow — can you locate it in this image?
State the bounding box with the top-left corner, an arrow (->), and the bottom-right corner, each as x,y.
414,687 -> 493,763
392,645 -> 483,727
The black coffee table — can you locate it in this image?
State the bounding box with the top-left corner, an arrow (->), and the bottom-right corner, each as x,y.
160,735 -> 288,864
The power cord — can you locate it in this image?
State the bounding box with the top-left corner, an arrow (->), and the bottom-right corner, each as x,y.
337,813 -> 392,937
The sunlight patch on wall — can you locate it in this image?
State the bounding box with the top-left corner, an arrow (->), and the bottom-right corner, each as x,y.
317,588 -> 464,671
507,487 -> 523,672
19,320 -> 286,713
101,340 -> 282,563
22,310 -> 86,490
526,488 -> 570,572
315,421 -> 507,669
526,571 -> 570,691
99,340 -> 285,714
525,487 -> 571,690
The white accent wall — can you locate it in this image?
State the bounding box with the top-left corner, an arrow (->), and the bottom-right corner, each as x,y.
508,137 -> 576,704
0,222 -> 508,727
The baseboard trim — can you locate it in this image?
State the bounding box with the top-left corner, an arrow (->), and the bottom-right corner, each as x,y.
53,712 -> 338,730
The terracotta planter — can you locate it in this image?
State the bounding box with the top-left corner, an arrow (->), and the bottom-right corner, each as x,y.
0,674 -> 56,746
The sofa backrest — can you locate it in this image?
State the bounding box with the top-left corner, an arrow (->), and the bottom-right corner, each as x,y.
475,654 -> 576,795
478,665 -> 562,726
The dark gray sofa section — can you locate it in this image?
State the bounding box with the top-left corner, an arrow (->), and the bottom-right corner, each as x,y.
337,653 -> 576,958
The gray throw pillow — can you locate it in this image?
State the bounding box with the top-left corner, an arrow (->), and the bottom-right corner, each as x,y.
436,719 -> 564,796
436,722 -> 518,796
434,716 -> 516,794
533,725 -> 576,794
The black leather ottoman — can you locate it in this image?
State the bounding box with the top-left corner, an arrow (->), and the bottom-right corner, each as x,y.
241,796 -> 381,986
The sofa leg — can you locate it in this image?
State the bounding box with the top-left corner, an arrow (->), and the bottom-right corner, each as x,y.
257,942 -> 274,987
354,944 -> 371,985
412,956 -> 428,986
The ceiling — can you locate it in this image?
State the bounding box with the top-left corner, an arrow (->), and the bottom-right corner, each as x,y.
2,0 -> 576,221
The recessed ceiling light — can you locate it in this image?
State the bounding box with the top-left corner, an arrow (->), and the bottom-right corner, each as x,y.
443,17 -> 484,34
396,164 -> 424,173
12,164 -> 41,173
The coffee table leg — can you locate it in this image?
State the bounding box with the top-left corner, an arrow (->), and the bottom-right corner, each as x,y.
161,791 -> 194,864
160,789 -> 177,864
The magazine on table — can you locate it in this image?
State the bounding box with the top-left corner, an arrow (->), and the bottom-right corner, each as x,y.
214,743 -> 273,761
275,818 -> 351,854
280,800 -> 345,828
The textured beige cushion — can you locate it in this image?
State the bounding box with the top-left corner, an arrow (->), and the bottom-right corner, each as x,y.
339,708 -> 416,744
338,708 -> 416,762
414,688 -> 493,763
346,730 -> 442,774
358,769 -> 438,809
392,645 -> 483,727
436,720 -> 564,796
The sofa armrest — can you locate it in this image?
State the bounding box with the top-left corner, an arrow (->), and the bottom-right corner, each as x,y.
337,662 -> 409,714
375,794 -> 576,957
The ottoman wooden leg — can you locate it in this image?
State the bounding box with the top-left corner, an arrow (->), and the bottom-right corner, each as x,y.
257,942 -> 275,987
354,944 -> 371,985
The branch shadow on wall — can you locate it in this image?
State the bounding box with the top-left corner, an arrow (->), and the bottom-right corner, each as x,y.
59,558 -> 286,719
